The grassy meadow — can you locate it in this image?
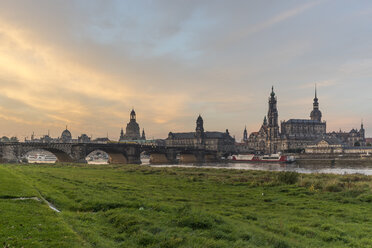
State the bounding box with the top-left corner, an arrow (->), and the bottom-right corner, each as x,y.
1,163 -> 372,247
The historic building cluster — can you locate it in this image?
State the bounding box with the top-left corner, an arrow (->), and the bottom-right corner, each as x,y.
245,87 -> 366,154
12,92 -> 369,157
25,127 -> 92,143
23,109 -> 148,144
165,115 -> 235,153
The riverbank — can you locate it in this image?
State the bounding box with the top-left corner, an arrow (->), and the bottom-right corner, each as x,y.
2,163 -> 372,247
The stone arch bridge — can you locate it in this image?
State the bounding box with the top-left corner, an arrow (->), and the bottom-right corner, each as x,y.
0,142 -> 220,164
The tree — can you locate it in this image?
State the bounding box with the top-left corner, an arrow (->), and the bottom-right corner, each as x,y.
354,141 -> 361,147
1,136 -> 9,142
10,137 -> 19,142
367,143 -> 371,147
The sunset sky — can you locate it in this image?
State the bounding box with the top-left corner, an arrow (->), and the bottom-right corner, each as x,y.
0,0 -> 371,140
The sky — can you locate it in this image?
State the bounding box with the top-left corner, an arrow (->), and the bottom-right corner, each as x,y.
0,0 -> 371,141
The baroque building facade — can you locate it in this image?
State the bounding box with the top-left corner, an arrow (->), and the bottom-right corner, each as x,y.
119,109 -> 146,141
165,115 -> 235,153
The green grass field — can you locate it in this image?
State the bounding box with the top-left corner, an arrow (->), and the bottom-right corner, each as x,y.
1,163 -> 372,247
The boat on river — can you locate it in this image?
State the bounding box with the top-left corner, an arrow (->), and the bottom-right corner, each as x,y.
229,153 -> 295,163
27,154 -> 57,163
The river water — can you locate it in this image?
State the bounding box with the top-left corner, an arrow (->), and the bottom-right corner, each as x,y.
145,160 -> 372,175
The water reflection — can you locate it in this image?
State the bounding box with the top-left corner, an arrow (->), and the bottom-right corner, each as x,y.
147,161 -> 372,175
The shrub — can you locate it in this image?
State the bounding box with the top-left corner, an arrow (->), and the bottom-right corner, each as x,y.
325,184 -> 343,192
277,172 -> 299,185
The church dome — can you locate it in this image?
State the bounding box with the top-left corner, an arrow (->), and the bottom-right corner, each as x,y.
310,109 -> 322,122
61,128 -> 72,141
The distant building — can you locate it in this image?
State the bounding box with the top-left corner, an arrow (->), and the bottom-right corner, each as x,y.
165,115 -> 235,153
78,134 -> 91,143
247,87 -> 284,154
119,109 -> 146,141
305,136 -> 372,155
25,127 -> 93,144
305,137 -> 344,154
327,123 -> 366,147
93,137 -> 110,143
247,86 -> 366,154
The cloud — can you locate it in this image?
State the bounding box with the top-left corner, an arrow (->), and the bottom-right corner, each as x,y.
0,16 -> 192,139
0,0 -> 370,140
214,0 -> 324,49
300,80 -> 337,89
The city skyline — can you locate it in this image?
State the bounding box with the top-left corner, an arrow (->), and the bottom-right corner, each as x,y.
0,1 -> 371,140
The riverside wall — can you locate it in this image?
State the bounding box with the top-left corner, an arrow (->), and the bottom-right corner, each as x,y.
296,153 -> 372,165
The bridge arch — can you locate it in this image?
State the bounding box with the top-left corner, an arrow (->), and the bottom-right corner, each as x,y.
23,148 -> 73,163
86,148 -> 128,164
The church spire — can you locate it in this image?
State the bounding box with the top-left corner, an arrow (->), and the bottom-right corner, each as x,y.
310,85 -> 322,121
268,86 -> 278,127
120,128 -> 124,139
271,86 -> 275,97
130,109 -> 136,121
360,119 -> 365,139
243,126 -> 248,142
196,115 -> 204,134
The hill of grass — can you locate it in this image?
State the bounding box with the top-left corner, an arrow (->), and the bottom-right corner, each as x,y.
1,163 -> 372,247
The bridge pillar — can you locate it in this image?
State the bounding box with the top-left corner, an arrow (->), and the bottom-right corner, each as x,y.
179,151 -> 205,164
205,153 -> 218,162
165,149 -> 177,164
108,152 -> 128,164
125,146 -> 141,164
149,154 -> 170,164
1,145 -> 18,163
71,145 -> 88,163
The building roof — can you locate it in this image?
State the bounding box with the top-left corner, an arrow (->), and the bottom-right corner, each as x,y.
168,132 -> 195,139
344,147 -> 372,150
167,131 -> 232,140
284,119 -> 324,124
314,136 -> 343,145
205,131 -> 230,138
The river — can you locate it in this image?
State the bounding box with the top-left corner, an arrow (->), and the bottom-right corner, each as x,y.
144,160 -> 372,175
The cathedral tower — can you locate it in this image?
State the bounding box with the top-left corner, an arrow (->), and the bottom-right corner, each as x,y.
267,87 -> 280,138
195,115 -> 205,147
360,120 -> 365,139
310,85 -> 322,122
243,126 -> 248,142
267,86 -> 280,153
196,115 -> 204,134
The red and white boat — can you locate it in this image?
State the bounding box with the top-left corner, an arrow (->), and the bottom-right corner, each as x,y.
229,153 -> 295,163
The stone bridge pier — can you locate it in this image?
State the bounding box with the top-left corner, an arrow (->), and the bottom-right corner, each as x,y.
148,148 -> 218,164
